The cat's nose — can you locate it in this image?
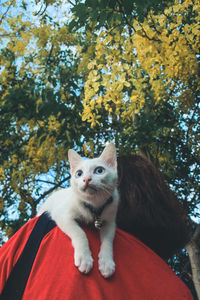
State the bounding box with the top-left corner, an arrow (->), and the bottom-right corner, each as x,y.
83,177 -> 92,185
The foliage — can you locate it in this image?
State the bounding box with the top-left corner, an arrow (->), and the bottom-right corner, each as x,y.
82,0 -> 200,123
0,0 -> 199,295
69,0 -> 174,31
80,0 -> 200,215
0,0 -> 90,236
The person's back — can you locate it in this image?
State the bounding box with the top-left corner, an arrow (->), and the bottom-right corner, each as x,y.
0,216 -> 193,300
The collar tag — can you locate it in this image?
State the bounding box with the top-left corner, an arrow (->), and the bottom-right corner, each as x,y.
82,197 -> 113,229
94,216 -> 104,230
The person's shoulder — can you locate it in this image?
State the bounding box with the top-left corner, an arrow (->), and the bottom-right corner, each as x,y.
115,228 -> 177,274
0,216 -> 39,252
115,228 -> 194,299
116,228 -> 160,256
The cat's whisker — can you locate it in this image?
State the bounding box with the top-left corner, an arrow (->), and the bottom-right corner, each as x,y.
99,184 -> 113,195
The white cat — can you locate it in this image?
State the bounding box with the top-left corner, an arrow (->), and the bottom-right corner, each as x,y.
37,143 -> 119,278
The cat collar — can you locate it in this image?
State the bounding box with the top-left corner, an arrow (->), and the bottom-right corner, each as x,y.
82,197 -> 113,230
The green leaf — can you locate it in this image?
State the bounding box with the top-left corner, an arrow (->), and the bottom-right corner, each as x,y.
86,0 -> 98,8
108,0 -> 117,9
68,19 -> 79,32
123,0 -> 134,14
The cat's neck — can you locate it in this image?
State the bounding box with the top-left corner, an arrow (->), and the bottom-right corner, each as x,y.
82,196 -> 113,215
69,185 -> 114,208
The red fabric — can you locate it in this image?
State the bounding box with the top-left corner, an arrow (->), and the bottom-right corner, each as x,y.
0,217 -> 193,300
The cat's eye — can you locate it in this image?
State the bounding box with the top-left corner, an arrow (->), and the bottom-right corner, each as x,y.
94,166 -> 105,175
75,170 -> 83,178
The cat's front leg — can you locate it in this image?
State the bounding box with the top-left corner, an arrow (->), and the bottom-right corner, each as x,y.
58,219 -> 93,274
98,222 -> 116,278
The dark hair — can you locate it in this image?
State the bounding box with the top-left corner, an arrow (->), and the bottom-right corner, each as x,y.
117,155 -> 191,259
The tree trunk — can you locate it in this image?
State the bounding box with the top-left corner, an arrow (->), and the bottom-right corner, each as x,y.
186,224 -> 200,300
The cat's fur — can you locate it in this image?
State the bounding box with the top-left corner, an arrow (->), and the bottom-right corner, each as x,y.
37,143 -> 119,278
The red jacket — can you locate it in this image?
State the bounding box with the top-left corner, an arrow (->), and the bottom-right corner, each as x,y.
0,217 -> 193,300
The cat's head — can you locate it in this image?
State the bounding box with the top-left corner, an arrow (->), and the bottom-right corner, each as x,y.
68,143 -> 117,205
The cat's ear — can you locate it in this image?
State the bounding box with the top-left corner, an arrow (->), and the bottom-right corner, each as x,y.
100,143 -> 117,169
68,149 -> 82,173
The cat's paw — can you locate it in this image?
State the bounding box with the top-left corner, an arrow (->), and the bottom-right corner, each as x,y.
98,256 -> 115,278
74,251 -> 93,274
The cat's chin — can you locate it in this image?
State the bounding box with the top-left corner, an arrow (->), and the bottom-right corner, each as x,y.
81,186 -> 97,195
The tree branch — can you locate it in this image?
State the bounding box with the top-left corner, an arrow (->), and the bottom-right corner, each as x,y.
0,1 -> 13,25
138,22 -> 160,42
35,179 -> 57,185
186,224 -> 200,300
67,0 -> 76,7
36,175 -> 70,204
149,13 -> 162,35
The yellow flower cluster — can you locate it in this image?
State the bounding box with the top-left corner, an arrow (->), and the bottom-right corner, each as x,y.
82,0 -> 200,125
133,0 -> 199,95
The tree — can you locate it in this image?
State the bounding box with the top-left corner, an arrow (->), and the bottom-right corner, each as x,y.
0,0 -> 90,236
186,225 -> 200,299
0,0 -> 199,297
79,0 -> 200,296
78,0 -> 200,297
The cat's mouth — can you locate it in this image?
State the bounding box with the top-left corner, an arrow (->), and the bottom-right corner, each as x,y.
83,184 -> 97,193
